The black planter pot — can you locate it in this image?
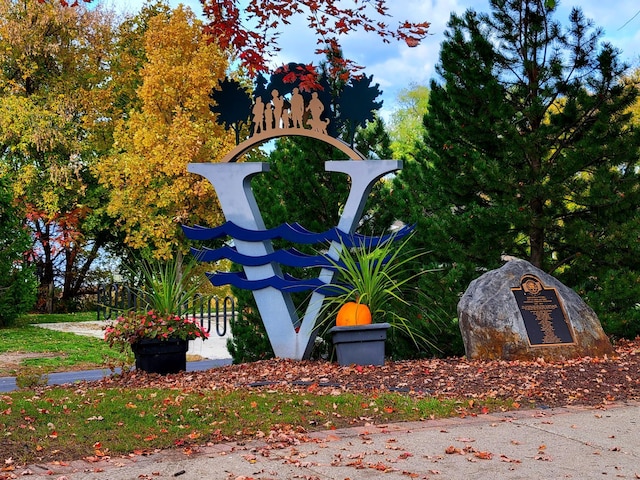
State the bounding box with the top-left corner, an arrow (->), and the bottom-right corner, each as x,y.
329,323 -> 390,366
131,338 -> 188,374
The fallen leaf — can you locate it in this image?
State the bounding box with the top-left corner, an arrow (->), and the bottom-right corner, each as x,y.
401,471 -> 419,478
370,462 -> 391,472
500,454 -> 521,463
474,451 -> 493,460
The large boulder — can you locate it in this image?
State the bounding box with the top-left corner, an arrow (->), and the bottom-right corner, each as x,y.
458,259 -> 614,361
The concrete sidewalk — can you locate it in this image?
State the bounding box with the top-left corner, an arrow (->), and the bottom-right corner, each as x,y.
14,401 -> 640,479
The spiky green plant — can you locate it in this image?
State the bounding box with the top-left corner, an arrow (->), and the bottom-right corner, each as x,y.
136,254 -> 204,317
319,231 -> 445,353
103,255 -> 209,353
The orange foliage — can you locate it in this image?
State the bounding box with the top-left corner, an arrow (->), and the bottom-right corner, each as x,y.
201,0 -> 430,78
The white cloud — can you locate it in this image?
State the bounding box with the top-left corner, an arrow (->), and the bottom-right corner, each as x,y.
97,0 -> 640,115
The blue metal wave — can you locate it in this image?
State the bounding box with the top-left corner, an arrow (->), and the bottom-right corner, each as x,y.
187,222 -> 415,295
191,246 -> 335,268
206,271 -> 342,296
182,222 -> 414,248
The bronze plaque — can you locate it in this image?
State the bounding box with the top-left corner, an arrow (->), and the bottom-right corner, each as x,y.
511,274 -> 575,346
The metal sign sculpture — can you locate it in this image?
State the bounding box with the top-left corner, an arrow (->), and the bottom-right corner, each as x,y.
183,67 -> 409,359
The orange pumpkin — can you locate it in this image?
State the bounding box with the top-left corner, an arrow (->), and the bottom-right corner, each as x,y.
336,302 -> 372,327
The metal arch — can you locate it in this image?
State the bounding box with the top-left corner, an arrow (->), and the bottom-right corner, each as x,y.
220,130 -> 367,163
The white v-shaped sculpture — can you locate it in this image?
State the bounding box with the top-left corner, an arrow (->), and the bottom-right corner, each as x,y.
187,158 -> 401,359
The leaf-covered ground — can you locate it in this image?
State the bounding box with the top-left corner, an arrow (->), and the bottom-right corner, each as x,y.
94,338 -> 640,409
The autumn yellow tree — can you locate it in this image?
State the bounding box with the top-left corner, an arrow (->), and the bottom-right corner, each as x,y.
96,5 -> 235,259
0,0 -> 120,311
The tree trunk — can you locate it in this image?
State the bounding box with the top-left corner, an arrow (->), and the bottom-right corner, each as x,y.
529,197 -> 544,269
43,281 -> 55,313
36,222 -> 57,313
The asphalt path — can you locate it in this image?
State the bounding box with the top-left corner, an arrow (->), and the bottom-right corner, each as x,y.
0,359 -> 232,392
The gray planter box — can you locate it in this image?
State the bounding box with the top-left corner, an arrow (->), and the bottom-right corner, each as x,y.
329,323 -> 390,366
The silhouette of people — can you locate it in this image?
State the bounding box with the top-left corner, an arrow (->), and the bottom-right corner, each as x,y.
251,88 -> 330,136
270,89 -> 284,129
307,92 -> 328,134
252,97 -> 265,134
281,98 -> 291,128
290,87 -> 305,128
264,98 -> 275,131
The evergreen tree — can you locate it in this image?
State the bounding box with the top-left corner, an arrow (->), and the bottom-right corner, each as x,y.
0,175 -> 36,326
387,0 -> 640,341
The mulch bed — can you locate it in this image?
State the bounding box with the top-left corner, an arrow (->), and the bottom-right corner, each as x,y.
90,338 -> 640,408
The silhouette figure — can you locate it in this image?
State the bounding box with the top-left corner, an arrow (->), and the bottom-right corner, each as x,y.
307,92 -> 329,134
252,97 -> 265,134
290,87 -> 305,128
281,98 -> 291,128
271,89 -> 285,129
265,99 -> 275,131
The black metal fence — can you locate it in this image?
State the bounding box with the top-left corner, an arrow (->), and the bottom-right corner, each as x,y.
96,283 -> 235,337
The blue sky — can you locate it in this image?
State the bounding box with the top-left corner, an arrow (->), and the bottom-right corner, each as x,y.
99,0 -> 640,117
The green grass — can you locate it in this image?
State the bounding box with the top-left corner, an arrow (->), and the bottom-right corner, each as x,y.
0,313 -> 129,376
0,314 -> 518,465
16,312 -> 97,326
0,386 -> 514,464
